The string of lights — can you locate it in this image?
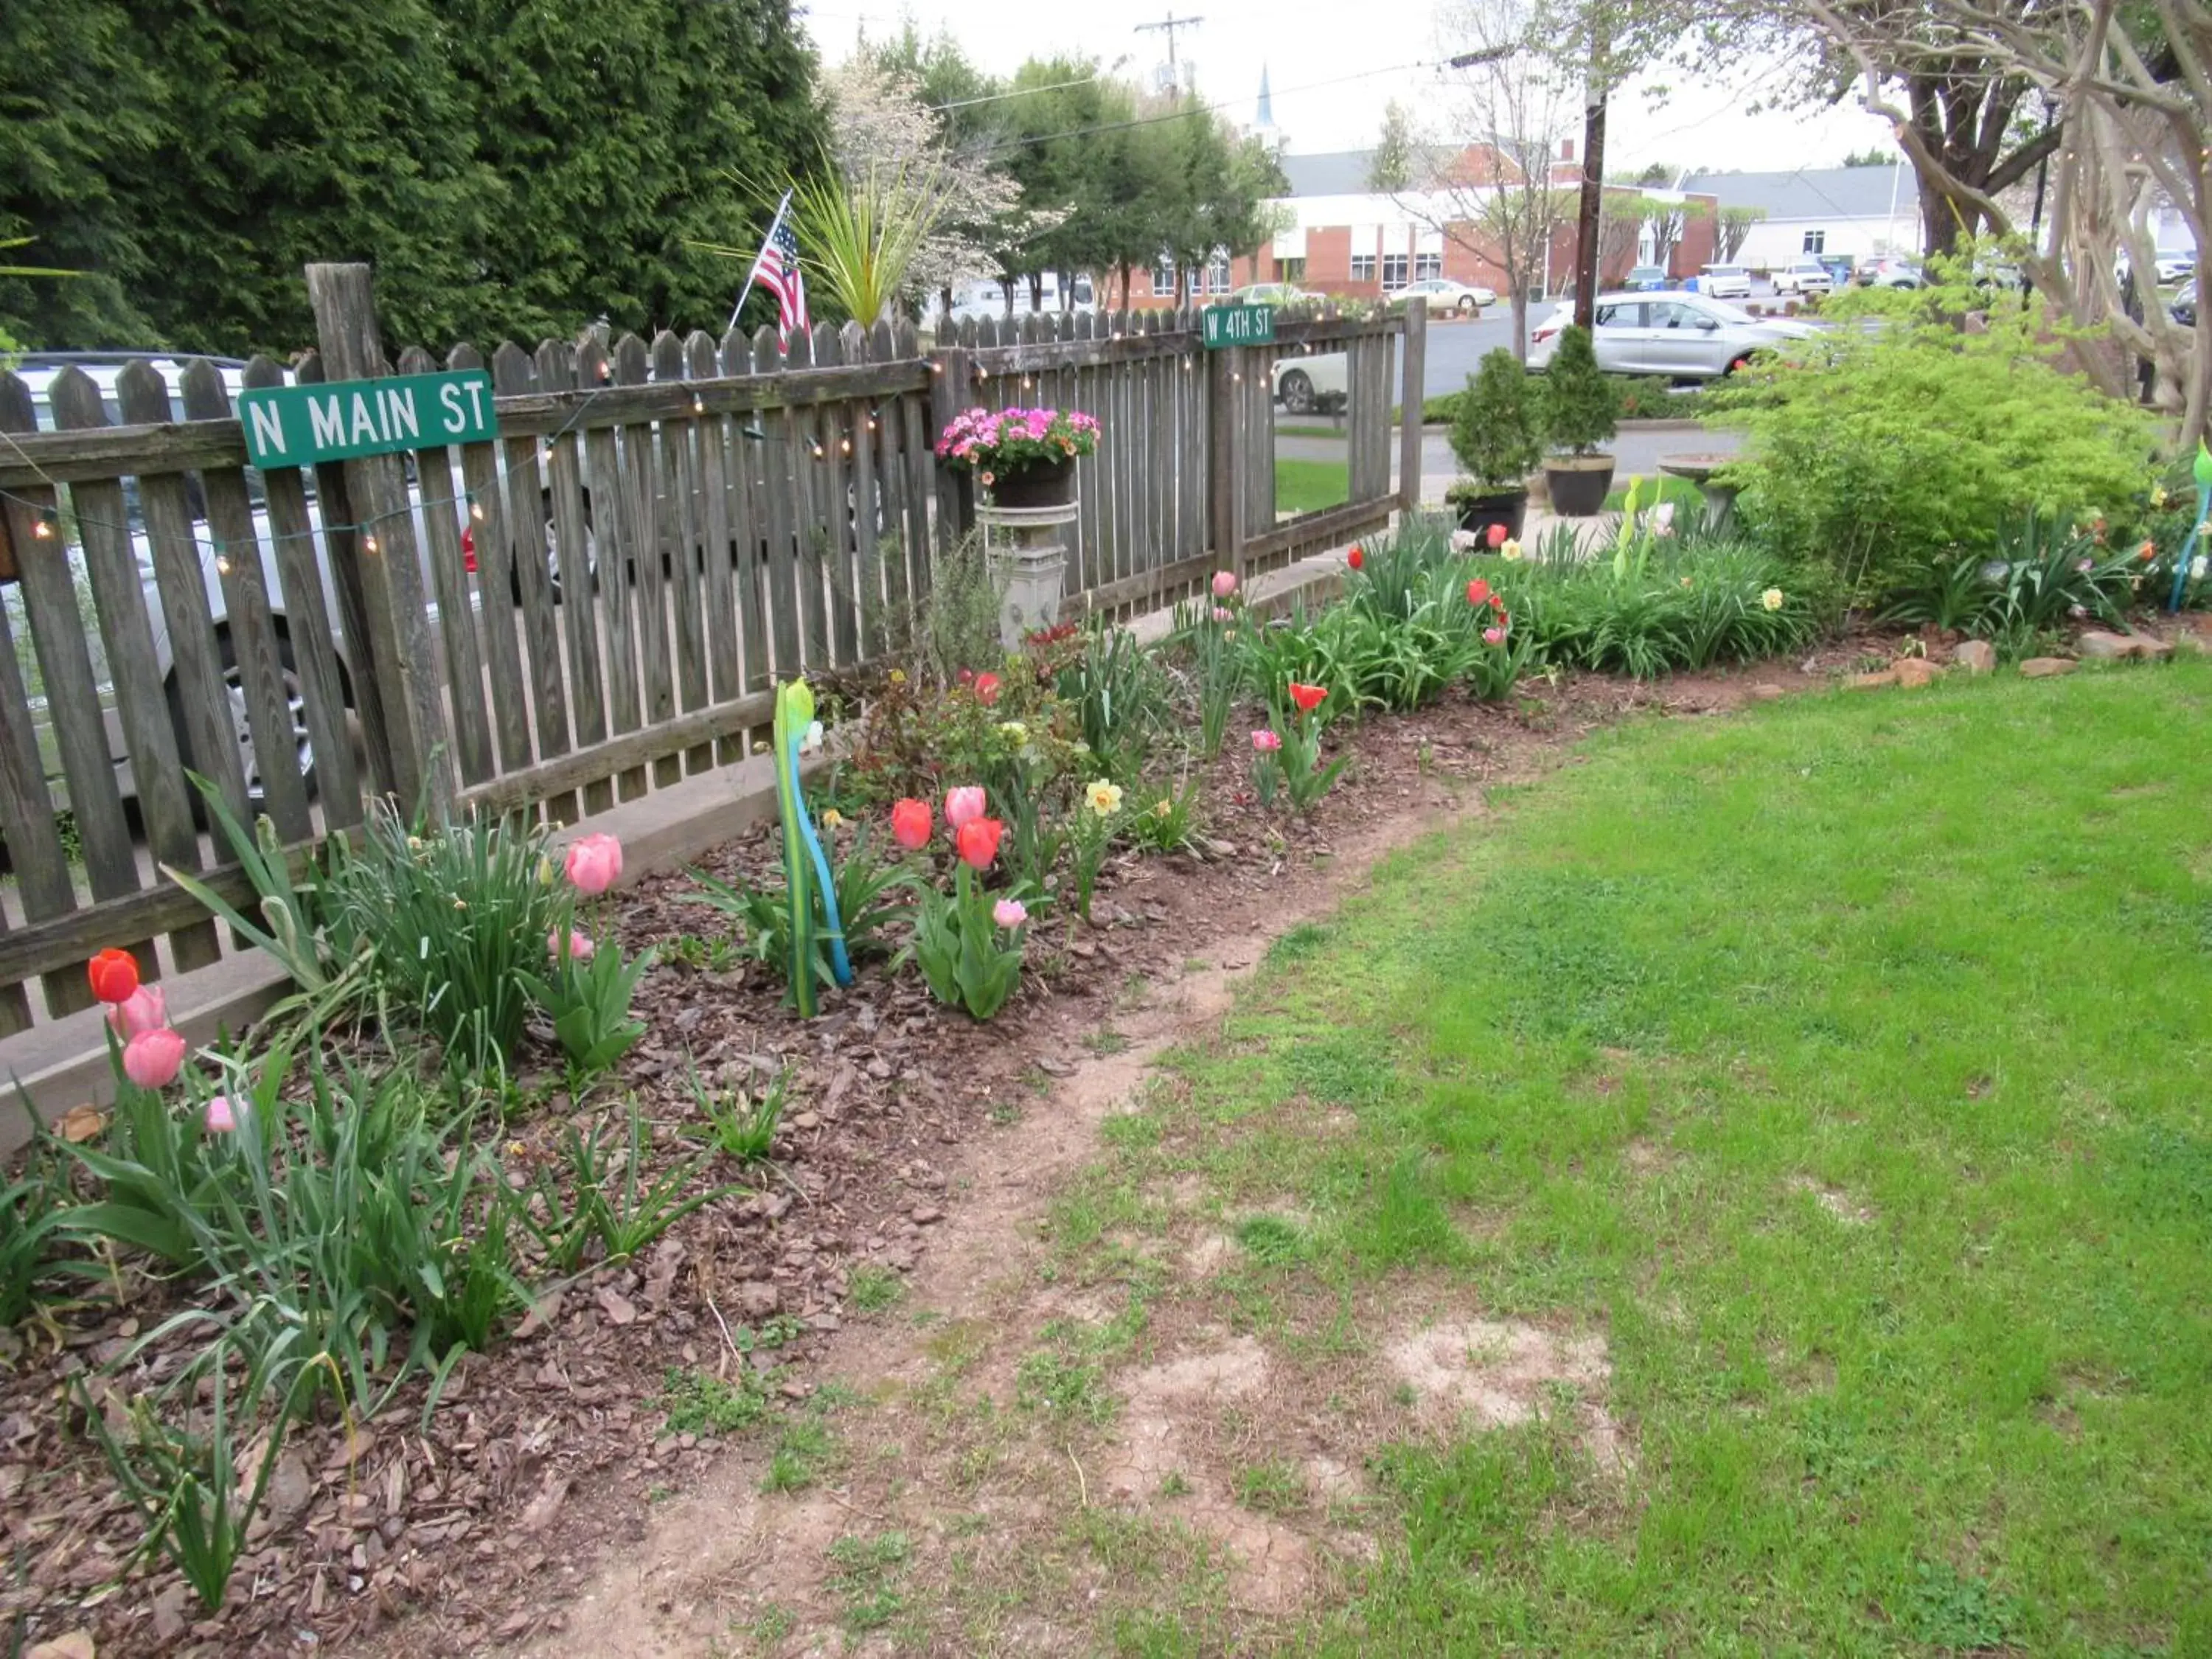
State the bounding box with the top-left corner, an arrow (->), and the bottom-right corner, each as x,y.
0,324 -> 1335,563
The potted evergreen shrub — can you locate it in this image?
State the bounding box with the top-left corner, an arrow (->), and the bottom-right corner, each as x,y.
1444,347 -> 1540,543
1540,324 -> 1619,517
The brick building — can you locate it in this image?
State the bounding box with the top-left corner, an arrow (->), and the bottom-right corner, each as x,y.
1102,142 -> 1719,308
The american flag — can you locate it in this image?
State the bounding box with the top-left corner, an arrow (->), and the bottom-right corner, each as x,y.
745,193 -> 810,347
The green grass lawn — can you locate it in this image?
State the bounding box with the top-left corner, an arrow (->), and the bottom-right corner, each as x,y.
1079,661 -> 2212,1654
1601,473 -> 1705,515
1276,457 -> 1350,516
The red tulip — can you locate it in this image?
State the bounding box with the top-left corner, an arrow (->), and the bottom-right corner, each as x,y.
973,672 -> 1001,705
945,785 -> 987,830
1486,522 -> 1509,549
88,947 -> 139,1006
1346,546 -> 1364,571
1466,577 -> 1492,607
891,797 -> 932,850
1287,682 -> 1327,714
955,815 -> 1004,870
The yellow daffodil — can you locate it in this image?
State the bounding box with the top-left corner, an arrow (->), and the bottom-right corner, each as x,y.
998,720 -> 1028,744
821,807 -> 846,830
1085,779 -> 1124,816
1500,538 -> 1525,562
1761,588 -> 1786,611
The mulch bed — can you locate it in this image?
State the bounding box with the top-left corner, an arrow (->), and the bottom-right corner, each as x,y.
0,630 -> 2121,1656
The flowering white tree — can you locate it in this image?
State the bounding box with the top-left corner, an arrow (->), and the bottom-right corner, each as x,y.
823,57 -> 1054,313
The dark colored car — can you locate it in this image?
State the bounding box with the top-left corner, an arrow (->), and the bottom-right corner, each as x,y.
2174,279 -> 2197,329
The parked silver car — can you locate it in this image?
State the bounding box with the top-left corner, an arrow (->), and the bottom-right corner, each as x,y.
1526,292 -> 1817,378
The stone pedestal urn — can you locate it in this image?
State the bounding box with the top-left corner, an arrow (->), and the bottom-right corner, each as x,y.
976,501 -> 1078,648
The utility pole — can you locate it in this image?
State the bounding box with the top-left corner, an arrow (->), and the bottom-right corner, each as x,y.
1134,13 -> 1204,89
1572,9 -> 1608,330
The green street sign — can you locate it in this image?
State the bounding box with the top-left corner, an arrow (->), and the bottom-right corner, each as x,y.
238,369 -> 497,470
1203,302 -> 1276,349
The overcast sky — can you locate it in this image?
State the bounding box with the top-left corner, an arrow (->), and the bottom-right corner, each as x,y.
796,0 -> 1899,175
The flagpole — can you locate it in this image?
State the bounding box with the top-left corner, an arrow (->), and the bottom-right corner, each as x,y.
729,189 -> 795,333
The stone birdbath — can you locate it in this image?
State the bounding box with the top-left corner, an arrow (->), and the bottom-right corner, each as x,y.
1658,453 -> 1742,535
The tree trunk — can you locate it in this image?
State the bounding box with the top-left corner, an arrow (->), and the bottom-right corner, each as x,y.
1509,287 -> 1531,363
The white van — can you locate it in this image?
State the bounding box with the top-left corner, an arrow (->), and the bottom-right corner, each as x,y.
944,273 -> 1096,324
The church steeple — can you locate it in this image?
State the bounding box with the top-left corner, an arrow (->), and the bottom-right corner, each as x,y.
1256,64 -> 1274,128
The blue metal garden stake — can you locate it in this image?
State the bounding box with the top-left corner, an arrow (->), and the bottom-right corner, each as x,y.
2168,440 -> 2212,613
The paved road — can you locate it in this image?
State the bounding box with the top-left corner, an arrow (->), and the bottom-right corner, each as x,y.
1276,422 -> 1742,505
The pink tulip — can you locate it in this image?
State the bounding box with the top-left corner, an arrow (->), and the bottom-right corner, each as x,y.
106,984 -> 167,1040
1212,606 -> 1233,623
122,1028 -> 187,1090
563,833 -> 623,896
204,1095 -> 240,1134
945,786 -> 987,830
1251,729 -> 1283,753
549,928 -> 596,964
993,899 -> 1029,928
1484,626 -> 1506,645
1211,570 -> 1237,599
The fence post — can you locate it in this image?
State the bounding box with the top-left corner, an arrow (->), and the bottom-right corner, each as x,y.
928,345 -> 974,550
1207,342 -> 1248,580
1399,305 -> 1427,513
304,262 -> 450,820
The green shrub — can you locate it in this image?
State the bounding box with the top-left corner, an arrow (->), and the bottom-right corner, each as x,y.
1540,325 -> 1619,455
1450,349 -> 1543,490
1713,261 -> 2157,603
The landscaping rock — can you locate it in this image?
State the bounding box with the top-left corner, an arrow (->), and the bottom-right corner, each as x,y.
1893,657 -> 1943,689
26,1635 -> 95,1659
1952,639 -> 1997,673
2018,656 -> 2076,678
2078,630 -> 2145,660
1847,669 -> 1899,691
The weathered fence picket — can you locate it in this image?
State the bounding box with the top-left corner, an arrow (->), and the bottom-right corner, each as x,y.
0,268 -> 1417,1044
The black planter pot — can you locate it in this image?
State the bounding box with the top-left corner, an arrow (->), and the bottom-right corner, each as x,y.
987,455 -> 1077,509
1543,456 -> 1615,518
1452,487 -> 1528,544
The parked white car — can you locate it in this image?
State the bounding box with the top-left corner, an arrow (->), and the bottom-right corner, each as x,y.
1772,260 -> 1834,296
1272,350 -> 1348,414
1391,277 -> 1497,316
1698,265 -> 1753,299
2156,253 -> 2197,285
1526,292 -> 1817,378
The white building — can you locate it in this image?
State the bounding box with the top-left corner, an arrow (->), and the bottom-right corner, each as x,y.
1680,165 -> 1924,269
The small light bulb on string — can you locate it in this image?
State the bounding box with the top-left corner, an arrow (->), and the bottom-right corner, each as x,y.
215,554 -> 233,576
364,534 -> 380,554
840,437 -> 852,456
32,516 -> 54,540
470,501 -> 486,522
692,395 -> 706,416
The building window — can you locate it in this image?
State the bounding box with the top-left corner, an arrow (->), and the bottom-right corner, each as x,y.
1280,256 -> 1307,284
1350,252 -> 1377,282
1801,229 -> 1826,254
1153,258 -> 1177,297
1414,252 -> 1442,282
1381,253 -> 1410,290
1206,251 -> 1231,293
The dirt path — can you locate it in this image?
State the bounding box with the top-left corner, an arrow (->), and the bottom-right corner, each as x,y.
519,793 -> 1465,1656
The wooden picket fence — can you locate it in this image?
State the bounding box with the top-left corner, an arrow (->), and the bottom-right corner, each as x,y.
0,264 -> 1422,1040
